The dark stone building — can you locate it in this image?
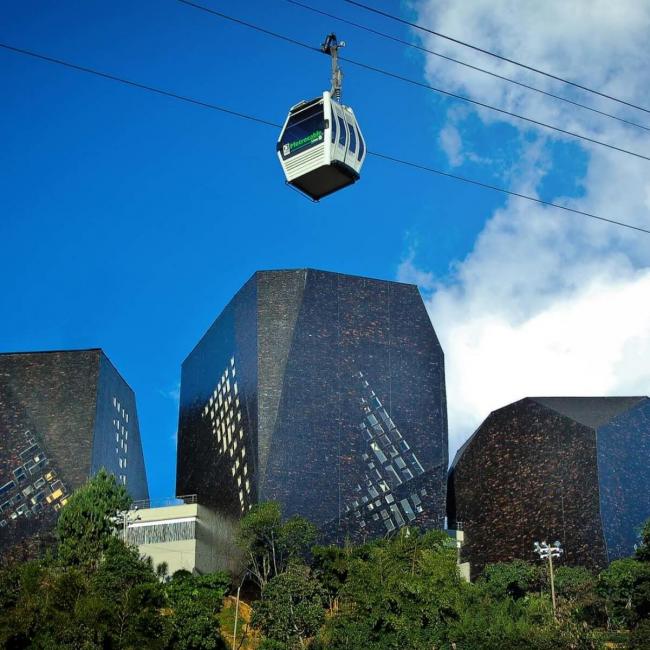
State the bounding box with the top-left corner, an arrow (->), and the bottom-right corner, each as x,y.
177,269 -> 448,543
448,397 -> 650,576
0,349 -> 149,560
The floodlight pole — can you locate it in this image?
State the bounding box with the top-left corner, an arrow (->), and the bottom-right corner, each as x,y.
533,540 -> 563,618
233,570 -> 250,649
547,550 -> 557,614
112,506 -> 140,545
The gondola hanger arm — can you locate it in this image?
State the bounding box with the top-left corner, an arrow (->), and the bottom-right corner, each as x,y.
321,33 -> 344,101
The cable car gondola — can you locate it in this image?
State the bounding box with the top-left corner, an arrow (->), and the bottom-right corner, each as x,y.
277,34 -> 366,201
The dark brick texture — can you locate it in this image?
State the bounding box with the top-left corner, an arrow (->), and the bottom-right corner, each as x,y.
0,349 -> 148,560
177,269 -> 448,543
448,396 -> 650,577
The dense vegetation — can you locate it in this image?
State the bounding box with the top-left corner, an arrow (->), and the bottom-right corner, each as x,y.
238,503 -> 650,650
0,470 -> 230,650
0,475 -> 648,649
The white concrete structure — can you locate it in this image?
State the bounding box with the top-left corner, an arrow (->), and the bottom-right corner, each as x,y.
126,502 -> 241,576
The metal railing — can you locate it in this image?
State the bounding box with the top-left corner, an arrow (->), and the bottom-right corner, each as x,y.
131,494 -> 198,510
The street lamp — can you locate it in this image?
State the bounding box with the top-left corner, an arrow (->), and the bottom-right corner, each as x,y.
533,540 -> 563,617
110,506 -> 141,545
233,569 -> 251,650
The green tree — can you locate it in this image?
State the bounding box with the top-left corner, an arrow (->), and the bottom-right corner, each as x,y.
478,560 -> 540,600
56,468 -> 131,566
319,528 -> 465,650
164,571 -> 230,650
447,592 -> 575,650
91,536 -> 169,649
0,546 -> 169,650
252,562 -> 325,649
628,618 -> 650,649
237,502 -> 317,589
311,545 -> 349,612
598,558 -> 645,629
552,566 -> 602,625
0,475 -> 169,650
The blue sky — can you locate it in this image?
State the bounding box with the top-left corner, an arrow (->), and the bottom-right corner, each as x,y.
3,0 -> 648,499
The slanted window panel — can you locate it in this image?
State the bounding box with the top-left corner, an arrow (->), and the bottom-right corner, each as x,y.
358,133 -> 365,161
280,102 -> 325,159
338,116 -> 346,146
348,122 -> 357,153
401,499 -> 416,521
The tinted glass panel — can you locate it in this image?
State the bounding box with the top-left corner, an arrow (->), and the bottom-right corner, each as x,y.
358,132 -> 365,161
348,122 -> 357,153
331,112 -> 337,143
338,116 -> 346,146
280,103 -> 325,159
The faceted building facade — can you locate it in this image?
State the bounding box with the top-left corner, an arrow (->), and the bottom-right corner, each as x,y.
177,269 -> 448,543
0,349 -> 149,560
448,397 -> 650,576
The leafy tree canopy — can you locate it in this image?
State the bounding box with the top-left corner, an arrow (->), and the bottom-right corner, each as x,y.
237,502 -> 317,589
56,468 -> 131,567
478,559 -> 540,600
318,528 -> 465,650
252,562 -> 325,649
164,571 -> 230,650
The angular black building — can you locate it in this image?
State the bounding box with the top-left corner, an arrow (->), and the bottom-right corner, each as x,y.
448,397 -> 650,575
0,349 -> 149,560
177,269 -> 448,542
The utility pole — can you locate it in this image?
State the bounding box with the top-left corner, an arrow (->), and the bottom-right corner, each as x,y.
111,506 -> 141,545
533,540 -> 563,617
233,570 -> 251,650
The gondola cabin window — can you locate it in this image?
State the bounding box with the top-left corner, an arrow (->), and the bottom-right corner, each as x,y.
280,102 -> 325,160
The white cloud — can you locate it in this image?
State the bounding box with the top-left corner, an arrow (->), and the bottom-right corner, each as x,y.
397,248 -> 436,290
439,122 -> 464,167
407,0 -> 650,458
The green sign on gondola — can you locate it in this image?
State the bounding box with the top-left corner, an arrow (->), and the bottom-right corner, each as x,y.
283,129 -> 323,157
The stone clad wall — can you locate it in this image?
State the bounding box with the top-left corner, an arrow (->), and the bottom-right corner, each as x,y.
177,269 -> 449,544
448,396 -> 650,577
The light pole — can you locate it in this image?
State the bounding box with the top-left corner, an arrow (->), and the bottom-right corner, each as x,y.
233,570 -> 251,650
110,506 -> 141,545
533,540 -> 563,617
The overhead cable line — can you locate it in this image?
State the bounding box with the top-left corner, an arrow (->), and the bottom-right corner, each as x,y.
177,1 -> 650,164
0,43 -> 278,129
285,0 -> 650,133
1,41 -> 649,235
345,0 -> 650,116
